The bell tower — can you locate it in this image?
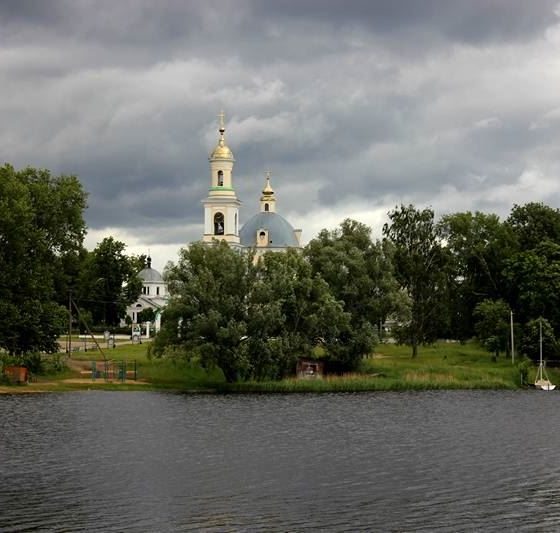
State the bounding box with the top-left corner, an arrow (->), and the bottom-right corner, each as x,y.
202,111 -> 241,245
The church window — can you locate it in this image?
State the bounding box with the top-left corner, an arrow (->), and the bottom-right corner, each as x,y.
259,231 -> 266,241
235,213 -> 238,234
142,287 -> 146,295
264,203 -> 269,212
214,212 -> 225,235
156,287 -> 160,295
217,170 -> 224,186
146,286 -> 150,295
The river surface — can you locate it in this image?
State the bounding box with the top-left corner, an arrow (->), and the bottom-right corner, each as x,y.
1,390 -> 560,532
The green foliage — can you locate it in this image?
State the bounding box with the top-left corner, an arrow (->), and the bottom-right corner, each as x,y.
504,241 -> 560,331
0,164 -> 87,355
153,243 -> 376,382
305,218 -> 406,340
137,308 -> 156,323
152,241 -> 254,382
76,237 -> 142,327
507,202 -> 560,251
252,249 -> 376,376
473,299 -> 510,360
439,211 -> 515,340
383,205 -> 449,357
520,318 -> 559,363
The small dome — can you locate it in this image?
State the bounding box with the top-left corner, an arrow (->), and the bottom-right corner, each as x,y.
139,267 -> 163,283
240,212 -> 300,248
210,142 -> 234,160
210,113 -> 234,160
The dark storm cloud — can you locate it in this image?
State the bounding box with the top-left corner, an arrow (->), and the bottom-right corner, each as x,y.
2,0 -> 560,257
252,0 -> 560,45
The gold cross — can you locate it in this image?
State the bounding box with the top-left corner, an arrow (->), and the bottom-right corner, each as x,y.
218,110 -> 225,130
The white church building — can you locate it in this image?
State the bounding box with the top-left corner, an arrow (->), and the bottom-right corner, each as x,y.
125,256 -> 168,333
126,113 -> 302,332
202,112 -> 302,256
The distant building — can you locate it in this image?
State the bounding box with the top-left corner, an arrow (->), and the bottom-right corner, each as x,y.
125,256 -> 168,333
202,112 -> 302,255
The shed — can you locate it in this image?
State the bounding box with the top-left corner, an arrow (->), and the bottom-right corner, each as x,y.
296,358 -> 325,379
4,366 -> 29,384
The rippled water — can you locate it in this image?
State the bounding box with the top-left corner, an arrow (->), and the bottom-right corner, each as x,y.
1,390 -> 560,531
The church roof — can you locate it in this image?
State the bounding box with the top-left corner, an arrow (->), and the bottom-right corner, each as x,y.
138,267 -> 164,283
240,212 -> 300,248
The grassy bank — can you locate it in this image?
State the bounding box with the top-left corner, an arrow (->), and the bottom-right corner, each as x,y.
2,340 -> 556,393
220,342 -> 524,393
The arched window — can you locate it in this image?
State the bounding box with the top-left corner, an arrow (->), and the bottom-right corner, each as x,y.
214,212 -> 224,235
156,287 -> 160,295
264,203 -> 269,212
217,170 -> 224,186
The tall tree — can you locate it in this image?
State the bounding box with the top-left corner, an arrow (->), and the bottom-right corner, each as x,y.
439,211 -> 515,340
473,299 -> 510,361
153,243 -> 375,381
305,219 -> 406,339
77,238 -> 142,327
250,249 -> 376,378
0,164 -> 87,355
503,240 -> 560,333
152,241 -> 255,382
520,318 -> 559,363
383,205 -> 449,357
507,202 -> 560,251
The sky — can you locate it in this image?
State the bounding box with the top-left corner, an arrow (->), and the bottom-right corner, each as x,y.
2,0 -> 560,272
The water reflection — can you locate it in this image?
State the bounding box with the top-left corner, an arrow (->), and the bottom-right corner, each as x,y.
1,391 -> 560,531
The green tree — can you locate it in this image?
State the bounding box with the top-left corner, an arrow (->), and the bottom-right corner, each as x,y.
439,211 -> 515,340
153,243 -> 375,381
250,249 -> 376,378
383,205 -> 449,357
520,318 -> 559,363
305,219 -> 406,339
504,241 -> 560,333
152,241 -> 255,382
0,164 -> 87,356
137,308 -> 156,323
77,237 -> 142,327
473,299 -> 510,361
507,202 -> 560,250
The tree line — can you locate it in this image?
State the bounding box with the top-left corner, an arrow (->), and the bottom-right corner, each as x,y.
3,164 -> 560,379
0,165 -> 143,368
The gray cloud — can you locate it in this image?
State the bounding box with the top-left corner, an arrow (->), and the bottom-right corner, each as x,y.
2,0 -> 560,266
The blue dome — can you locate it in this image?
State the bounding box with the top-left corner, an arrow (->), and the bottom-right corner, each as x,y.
240,212 -> 299,248
138,268 -> 163,283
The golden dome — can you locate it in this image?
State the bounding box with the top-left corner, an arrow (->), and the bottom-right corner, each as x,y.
210,141 -> 234,160
209,111 -> 234,160
260,171 -> 277,203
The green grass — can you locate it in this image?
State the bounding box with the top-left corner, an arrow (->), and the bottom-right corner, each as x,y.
5,340 -> 554,394
219,342 -> 531,393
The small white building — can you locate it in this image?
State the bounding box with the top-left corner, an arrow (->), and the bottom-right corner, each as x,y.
126,257 -> 168,333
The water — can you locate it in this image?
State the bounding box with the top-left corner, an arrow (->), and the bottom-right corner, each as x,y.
1,390 -> 560,532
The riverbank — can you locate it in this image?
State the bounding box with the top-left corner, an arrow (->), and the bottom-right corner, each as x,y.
1,341 -> 554,394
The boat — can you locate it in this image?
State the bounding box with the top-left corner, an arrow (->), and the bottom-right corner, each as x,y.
535,319 -> 555,391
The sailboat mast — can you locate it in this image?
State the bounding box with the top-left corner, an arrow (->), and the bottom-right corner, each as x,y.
510,311 -> 515,365
539,318 -> 543,381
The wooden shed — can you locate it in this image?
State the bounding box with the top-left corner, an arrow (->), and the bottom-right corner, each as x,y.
296,358 -> 325,379
3,366 -> 29,384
